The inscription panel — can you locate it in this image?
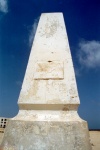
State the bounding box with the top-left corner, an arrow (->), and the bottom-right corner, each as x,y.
34,61 -> 64,79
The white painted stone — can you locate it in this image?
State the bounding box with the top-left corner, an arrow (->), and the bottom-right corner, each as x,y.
17,13 -> 80,111
1,13 -> 92,150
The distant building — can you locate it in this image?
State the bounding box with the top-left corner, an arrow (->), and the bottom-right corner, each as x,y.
0,118 -> 8,133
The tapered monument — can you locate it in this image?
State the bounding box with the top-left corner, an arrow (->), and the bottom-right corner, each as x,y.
1,13 -> 91,150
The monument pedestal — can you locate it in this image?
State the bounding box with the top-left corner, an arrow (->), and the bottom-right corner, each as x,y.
1,110 -> 91,150
1,13 -> 92,150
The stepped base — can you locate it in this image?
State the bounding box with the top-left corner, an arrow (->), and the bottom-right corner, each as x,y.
1,110 -> 92,150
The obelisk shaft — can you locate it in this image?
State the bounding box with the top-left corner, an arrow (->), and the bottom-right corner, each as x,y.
18,13 -> 79,111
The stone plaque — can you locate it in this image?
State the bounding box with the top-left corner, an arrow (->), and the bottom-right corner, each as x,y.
34,61 -> 64,79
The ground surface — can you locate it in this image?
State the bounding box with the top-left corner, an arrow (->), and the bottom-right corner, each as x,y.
0,133 -> 3,145
89,131 -> 100,150
0,131 -> 100,150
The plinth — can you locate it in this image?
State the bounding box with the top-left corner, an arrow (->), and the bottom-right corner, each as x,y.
1,13 -> 92,150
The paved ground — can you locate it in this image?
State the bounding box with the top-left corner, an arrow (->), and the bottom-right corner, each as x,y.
0,131 -> 100,149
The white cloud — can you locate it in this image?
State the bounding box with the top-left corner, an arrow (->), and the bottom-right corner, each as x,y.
78,40 -> 100,69
0,0 -> 8,13
29,17 -> 39,47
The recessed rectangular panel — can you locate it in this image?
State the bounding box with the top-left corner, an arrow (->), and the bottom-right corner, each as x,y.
34,61 -> 64,79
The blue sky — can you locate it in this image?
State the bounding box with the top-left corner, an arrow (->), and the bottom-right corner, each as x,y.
0,0 -> 100,129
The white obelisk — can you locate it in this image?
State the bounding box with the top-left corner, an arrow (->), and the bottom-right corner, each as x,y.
1,13 -> 91,150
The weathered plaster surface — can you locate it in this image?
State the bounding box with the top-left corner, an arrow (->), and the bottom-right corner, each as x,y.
1,13 -> 92,150
1,120 -> 91,150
